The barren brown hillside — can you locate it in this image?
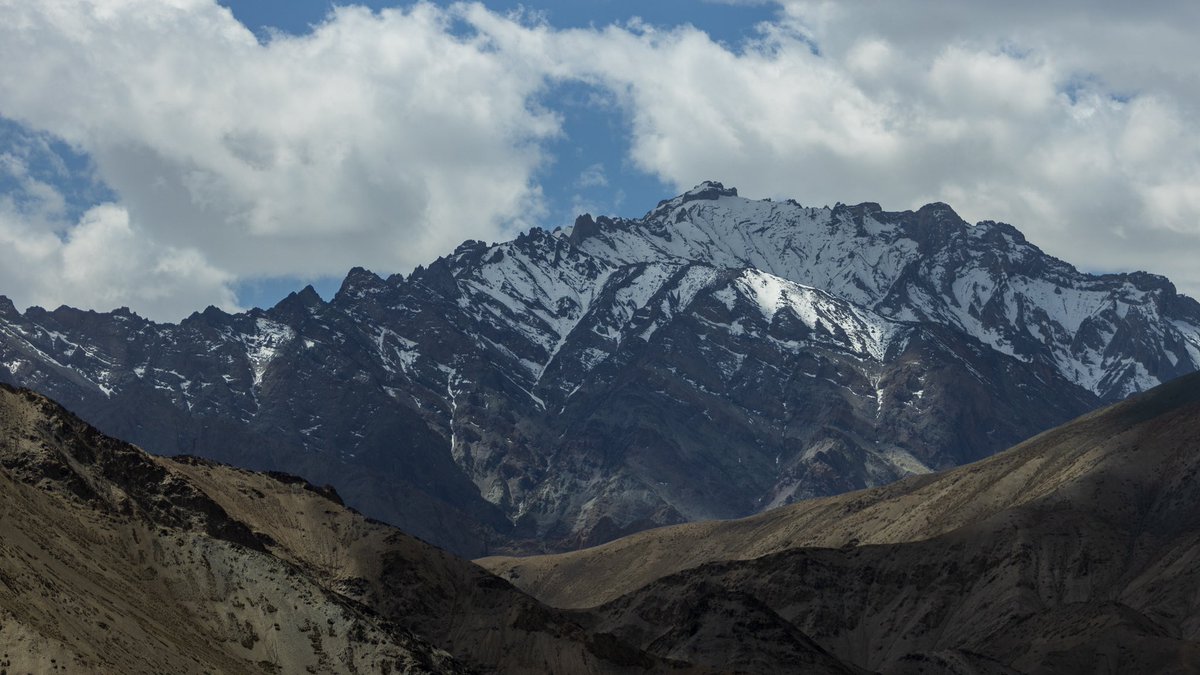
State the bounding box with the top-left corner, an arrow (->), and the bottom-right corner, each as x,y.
482,373 -> 1200,673
0,384 -> 742,674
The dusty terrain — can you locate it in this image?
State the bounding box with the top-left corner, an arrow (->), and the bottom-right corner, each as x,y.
0,383 -> 713,674
8,368 -> 1200,673
0,384 -> 461,674
483,372 -> 1200,672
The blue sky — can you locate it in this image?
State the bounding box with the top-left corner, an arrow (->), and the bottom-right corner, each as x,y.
216,0 -> 780,217
217,1 -> 780,307
220,1 -> 779,45
2,1 -> 1199,319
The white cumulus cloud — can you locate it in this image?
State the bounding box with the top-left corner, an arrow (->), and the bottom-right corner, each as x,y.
0,0 -> 560,319
521,1 -> 1200,295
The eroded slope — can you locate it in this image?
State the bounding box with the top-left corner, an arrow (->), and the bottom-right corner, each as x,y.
0,383 -> 711,674
482,373 -> 1200,672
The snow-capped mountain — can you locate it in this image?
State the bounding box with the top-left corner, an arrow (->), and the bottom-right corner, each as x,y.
2,182 -> 1198,554
575,182 -> 1200,400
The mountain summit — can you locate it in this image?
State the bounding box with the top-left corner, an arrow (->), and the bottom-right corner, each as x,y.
2,183 -> 1198,553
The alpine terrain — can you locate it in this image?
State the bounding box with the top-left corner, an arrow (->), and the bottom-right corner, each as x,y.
2,182 -> 1199,554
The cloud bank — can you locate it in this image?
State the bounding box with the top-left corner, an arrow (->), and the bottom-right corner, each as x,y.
1,0 -> 1198,319
0,0 -> 556,317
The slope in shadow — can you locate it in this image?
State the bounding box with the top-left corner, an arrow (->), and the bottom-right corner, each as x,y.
484,372 -> 1200,673
0,383 -> 749,674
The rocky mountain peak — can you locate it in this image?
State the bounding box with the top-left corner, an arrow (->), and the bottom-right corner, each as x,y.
1119,269 -> 1178,295
834,201 -> 885,226
974,218 -> 1029,244
334,265 -> 386,302
1,182 -> 1198,556
681,180 -> 739,201
896,201 -> 969,252
408,256 -> 462,298
182,303 -> 234,326
568,212 -> 601,245
272,283 -> 325,313
645,180 -> 740,220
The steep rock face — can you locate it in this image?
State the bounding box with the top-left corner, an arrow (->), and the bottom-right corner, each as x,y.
573,185 -> 1200,401
2,182 -> 1199,553
0,293 -> 511,556
0,383 -> 698,675
0,383 -> 464,674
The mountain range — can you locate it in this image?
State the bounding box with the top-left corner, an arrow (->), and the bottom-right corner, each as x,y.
3,182 -> 1199,555
6,357 -> 1200,672
483,370 -> 1200,673
0,382 -> 693,674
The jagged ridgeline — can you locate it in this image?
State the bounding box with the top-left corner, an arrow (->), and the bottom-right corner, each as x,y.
2,182 -> 1199,555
